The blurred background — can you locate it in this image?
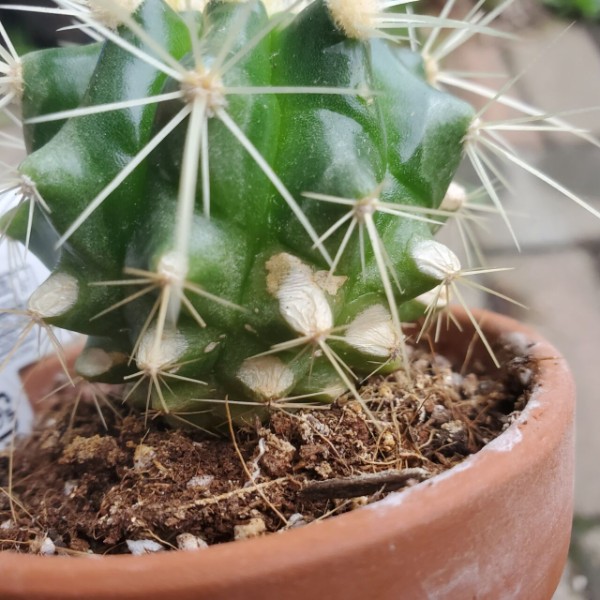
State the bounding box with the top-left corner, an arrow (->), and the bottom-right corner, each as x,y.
434,1 -> 600,597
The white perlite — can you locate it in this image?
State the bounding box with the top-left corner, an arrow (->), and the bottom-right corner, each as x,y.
126,539 -> 165,555
186,474 -> 214,490
237,355 -> 295,402
234,517 -> 267,541
176,533 -> 209,551
28,273 -> 79,318
64,480 -> 78,496
411,239 -> 461,281
133,444 -> 156,471
287,513 -> 307,528
266,253 -> 333,338
344,305 -> 397,358
39,537 -> 56,556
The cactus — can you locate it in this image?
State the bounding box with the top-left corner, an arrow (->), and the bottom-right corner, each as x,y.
0,0 -> 596,431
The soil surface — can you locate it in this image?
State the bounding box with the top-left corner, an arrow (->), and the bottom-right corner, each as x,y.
0,340 -> 533,555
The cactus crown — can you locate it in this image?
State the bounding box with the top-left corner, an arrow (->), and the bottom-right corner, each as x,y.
0,0 -> 596,431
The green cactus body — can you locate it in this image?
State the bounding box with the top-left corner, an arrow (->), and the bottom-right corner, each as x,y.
1,0 -> 476,430
21,43 -> 104,152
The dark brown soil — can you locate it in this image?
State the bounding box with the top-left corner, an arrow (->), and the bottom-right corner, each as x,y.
0,341 -> 532,555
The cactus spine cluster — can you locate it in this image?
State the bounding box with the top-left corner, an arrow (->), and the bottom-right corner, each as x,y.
0,0 -> 588,430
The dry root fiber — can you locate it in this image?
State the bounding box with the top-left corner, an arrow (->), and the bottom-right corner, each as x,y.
0,343 -> 531,555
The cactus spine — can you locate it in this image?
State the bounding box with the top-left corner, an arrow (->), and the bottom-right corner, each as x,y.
0,0 -> 593,430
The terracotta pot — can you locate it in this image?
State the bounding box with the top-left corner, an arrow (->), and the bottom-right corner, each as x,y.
0,309 -> 575,600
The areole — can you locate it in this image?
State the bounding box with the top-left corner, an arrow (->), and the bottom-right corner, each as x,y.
0,309 -> 574,600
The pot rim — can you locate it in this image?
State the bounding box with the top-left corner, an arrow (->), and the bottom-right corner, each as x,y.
0,308 -> 575,597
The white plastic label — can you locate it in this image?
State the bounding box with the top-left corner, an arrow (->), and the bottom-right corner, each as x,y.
0,245 -> 50,448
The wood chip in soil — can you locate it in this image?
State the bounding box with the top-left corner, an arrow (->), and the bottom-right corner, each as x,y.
0,340 -> 534,555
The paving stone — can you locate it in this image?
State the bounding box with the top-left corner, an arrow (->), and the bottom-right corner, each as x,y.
576,524 -> 600,597
429,233 -> 600,519
504,20 -> 600,137
481,248 -> 600,518
442,24 -> 600,253
552,560 -> 589,600
470,143 -> 600,252
441,15 -> 600,157
396,6 -> 600,524
441,31 -> 527,127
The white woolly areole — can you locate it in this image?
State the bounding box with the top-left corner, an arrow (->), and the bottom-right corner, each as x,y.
86,0 -> 144,28
165,0 -> 309,12
344,305 -> 397,358
321,382 -> 347,401
412,240 -> 462,281
326,0 -> 377,39
4,61 -> 23,98
180,70 -> 227,113
158,250 -> 188,284
77,348 -> 114,378
415,285 -> 449,309
266,253 -> 333,338
28,273 -> 78,318
136,327 -> 187,372
237,356 -> 295,401
262,0 -> 312,14
423,53 -> 439,87
440,182 -> 467,212
165,0 -> 208,10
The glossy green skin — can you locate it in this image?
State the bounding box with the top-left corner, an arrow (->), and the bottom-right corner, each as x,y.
3,0 -> 474,430
21,43 -> 103,152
